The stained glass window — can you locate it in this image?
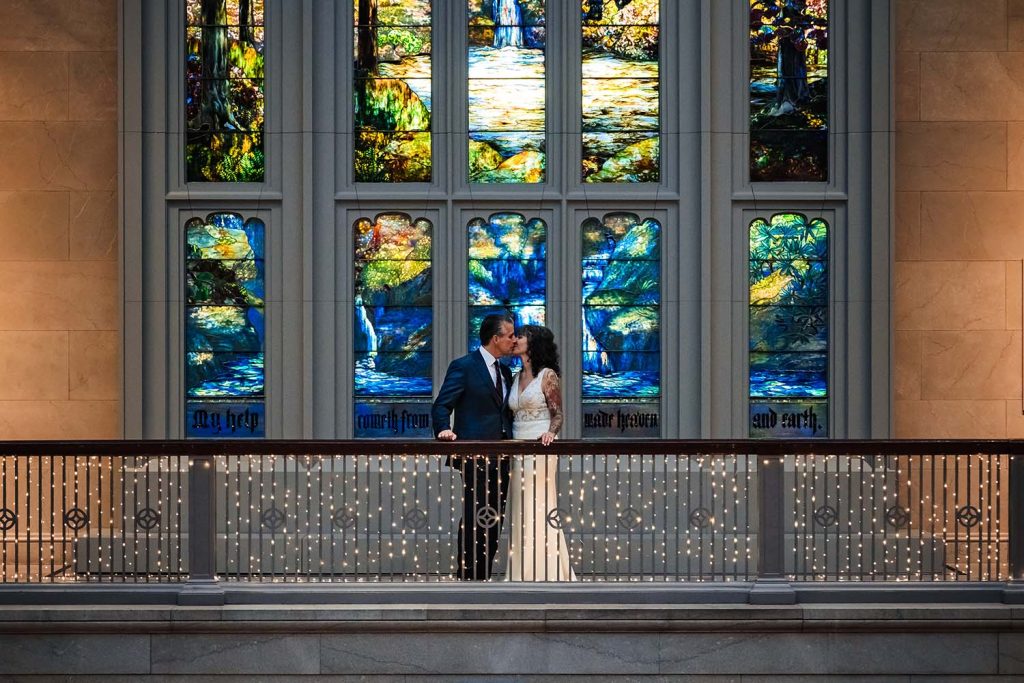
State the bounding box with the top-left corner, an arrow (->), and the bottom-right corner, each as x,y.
749,0 -> 828,182
467,213 -> 546,355
749,213 -> 828,438
186,0 -> 265,182
581,214 -> 660,437
468,0 -> 546,183
355,0 -> 432,182
354,214 -> 433,438
581,0 -> 659,183
185,213 -> 265,437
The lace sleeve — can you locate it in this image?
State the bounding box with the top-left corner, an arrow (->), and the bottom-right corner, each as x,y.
540,368 -> 564,436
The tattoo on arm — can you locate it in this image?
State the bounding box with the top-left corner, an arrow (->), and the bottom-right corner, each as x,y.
541,369 -> 564,436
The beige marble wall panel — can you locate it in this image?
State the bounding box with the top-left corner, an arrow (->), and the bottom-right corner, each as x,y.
69,330 -> 119,400
896,122 -> 1006,192
0,400 -> 119,439
1013,0 -> 1024,50
921,53 -> 1024,122
895,331 -> 923,401
895,191 -> 921,261
0,331 -> 67,400
1006,123 -> 1024,191
895,261 -> 1006,330
896,52 -> 920,122
1007,400 -> 1024,437
69,52 -> 117,121
0,0 -> 117,52
895,399 -> 1007,438
922,331 -> 1022,399
0,52 -> 68,121
920,192 -> 1024,260
69,191 -> 116,261
0,122 -> 116,191
0,261 -> 117,331
0,191 -> 69,260
1009,261 -> 1023,330
897,0 -> 1007,52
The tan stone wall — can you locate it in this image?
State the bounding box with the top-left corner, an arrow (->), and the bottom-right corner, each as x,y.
895,0 -> 1024,437
0,1 -> 120,438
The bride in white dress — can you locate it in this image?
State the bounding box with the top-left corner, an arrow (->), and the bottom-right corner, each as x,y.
504,325 -> 576,581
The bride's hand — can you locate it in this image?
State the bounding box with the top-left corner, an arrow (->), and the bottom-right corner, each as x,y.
539,431 -> 555,446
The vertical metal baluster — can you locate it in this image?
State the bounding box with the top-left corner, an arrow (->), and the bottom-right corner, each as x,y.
1,455 -> 7,581
119,456 -> 126,581
994,453 -> 1002,579
49,457 -> 56,582
681,452 -> 689,581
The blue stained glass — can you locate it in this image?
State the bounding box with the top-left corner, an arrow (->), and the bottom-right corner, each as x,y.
185,214 -> 265,437
749,213 -> 828,436
467,213 -> 546,357
582,214 -> 661,403
354,213 -> 433,408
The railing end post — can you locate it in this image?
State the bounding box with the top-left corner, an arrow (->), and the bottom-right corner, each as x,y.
749,578 -> 796,605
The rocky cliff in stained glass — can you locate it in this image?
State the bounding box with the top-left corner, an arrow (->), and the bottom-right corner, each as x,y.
749,0 -> 828,182
467,213 -> 546,355
354,214 -> 433,438
581,213 -> 660,437
582,0 -> 659,183
468,0 -> 546,183
355,0 -> 432,182
749,213 -> 827,437
186,0 -> 265,182
186,213 -> 265,437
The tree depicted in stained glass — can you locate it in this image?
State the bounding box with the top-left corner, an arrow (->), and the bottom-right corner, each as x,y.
355,0 -> 432,182
467,213 -> 546,354
582,0 -> 659,183
354,214 -> 433,437
750,0 -> 828,182
185,213 -> 265,437
581,214 -> 660,437
186,0 -> 265,182
468,0 -> 546,183
749,213 -> 827,438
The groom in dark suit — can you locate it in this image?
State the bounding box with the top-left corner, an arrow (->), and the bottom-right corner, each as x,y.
432,312 -> 517,580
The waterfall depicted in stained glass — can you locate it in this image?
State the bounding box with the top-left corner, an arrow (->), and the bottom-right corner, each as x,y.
749,213 -> 828,438
582,0 -> 659,183
354,214 -> 433,438
468,0 -> 546,183
467,213 -> 546,355
581,214 -> 660,437
749,0 -> 828,182
355,0 -> 432,182
186,0 -> 265,182
185,213 -> 265,437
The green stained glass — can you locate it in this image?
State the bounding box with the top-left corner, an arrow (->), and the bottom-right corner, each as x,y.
581,0 -> 660,183
186,0 -> 265,182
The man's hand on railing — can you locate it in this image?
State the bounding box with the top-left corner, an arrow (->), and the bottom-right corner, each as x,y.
436,429 -> 457,441
539,431 -> 556,446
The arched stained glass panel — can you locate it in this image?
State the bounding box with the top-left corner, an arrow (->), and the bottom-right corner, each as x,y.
581,213 -> 661,437
185,213 -> 265,437
749,0 -> 828,182
186,0 -> 265,182
581,0 -> 660,183
354,0 -> 433,182
467,213 -> 546,355
468,0 -> 547,183
354,214 -> 434,438
749,213 -> 828,437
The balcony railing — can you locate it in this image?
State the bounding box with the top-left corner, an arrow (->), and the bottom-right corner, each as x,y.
1,440 -> 1022,594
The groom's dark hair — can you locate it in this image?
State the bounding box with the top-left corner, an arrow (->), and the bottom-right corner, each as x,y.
479,312 -> 515,346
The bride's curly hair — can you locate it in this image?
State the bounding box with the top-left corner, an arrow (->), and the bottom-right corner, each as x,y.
519,324 -> 560,376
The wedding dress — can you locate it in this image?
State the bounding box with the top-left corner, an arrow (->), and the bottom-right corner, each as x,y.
504,367 -> 576,581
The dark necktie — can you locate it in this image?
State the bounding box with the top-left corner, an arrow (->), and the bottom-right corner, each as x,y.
493,360 -> 502,402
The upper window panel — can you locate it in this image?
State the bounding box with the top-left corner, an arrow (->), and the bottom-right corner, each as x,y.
354,0 -> 433,182
749,0 -> 828,182
186,0 -> 265,182
468,0 -> 547,183
581,0 -> 660,183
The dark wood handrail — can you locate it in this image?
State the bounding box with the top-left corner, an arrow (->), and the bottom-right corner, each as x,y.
0,439 -> 1022,457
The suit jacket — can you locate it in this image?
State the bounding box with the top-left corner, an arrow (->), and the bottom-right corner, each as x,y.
431,350 -> 514,460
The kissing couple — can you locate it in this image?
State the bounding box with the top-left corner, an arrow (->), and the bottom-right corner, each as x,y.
431,312 -> 576,582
